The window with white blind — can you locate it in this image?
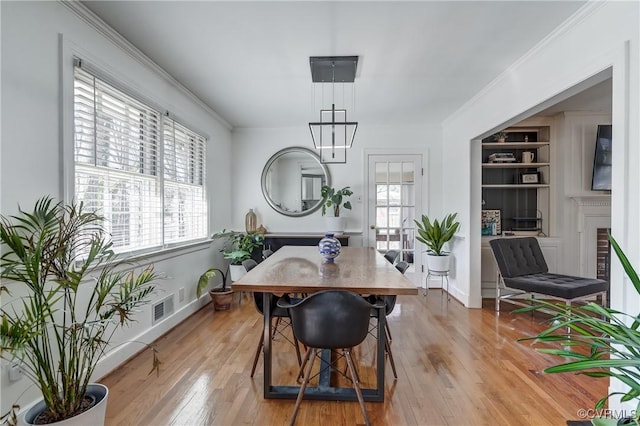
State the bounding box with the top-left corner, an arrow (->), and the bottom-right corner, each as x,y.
163,119 -> 207,244
73,64 -> 208,254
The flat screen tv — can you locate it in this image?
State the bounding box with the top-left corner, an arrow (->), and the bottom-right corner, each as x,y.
591,124 -> 612,191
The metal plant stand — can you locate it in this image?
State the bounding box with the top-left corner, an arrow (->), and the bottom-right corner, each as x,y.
426,270 -> 450,301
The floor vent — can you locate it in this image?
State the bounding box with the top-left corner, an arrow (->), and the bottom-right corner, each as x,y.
152,295 -> 174,325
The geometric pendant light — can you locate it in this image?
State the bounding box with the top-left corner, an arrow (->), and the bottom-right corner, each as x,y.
308,56 -> 358,164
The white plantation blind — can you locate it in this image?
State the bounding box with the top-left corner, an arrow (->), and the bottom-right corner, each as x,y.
163,119 -> 207,244
73,63 -> 208,253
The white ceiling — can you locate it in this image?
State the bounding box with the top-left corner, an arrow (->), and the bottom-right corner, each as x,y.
82,1 -> 591,129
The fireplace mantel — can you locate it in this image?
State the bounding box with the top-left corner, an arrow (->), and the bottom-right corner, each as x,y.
567,193 -> 611,277
568,193 -> 611,207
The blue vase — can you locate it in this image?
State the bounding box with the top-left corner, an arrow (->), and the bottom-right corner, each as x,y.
318,233 -> 341,263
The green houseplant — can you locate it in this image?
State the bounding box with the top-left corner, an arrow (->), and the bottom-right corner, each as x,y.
415,213 -> 460,272
0,197 -> 159,425
518,234 -> 640,426
320,185 -> 353,217
196,267 -> 230,311
321,185 -> 353,235
198,230 -> 263,310
493,131 -> 508,142
219,231 -> 264,267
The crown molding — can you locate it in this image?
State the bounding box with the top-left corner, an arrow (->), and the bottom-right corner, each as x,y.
443,1 -> 608,128
59,0 -> 232,130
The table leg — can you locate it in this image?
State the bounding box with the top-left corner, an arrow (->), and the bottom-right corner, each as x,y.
263,293 -> 272,398
376,305 -> 386,397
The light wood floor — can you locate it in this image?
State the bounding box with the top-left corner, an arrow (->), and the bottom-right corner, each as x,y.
101,291 -> 606,425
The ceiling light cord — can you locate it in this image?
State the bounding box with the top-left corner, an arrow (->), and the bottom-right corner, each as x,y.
331,62 -> 336,159
308,56 -> 358,164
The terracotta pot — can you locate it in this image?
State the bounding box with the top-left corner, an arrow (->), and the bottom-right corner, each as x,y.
24,383 -> 108,426
210,289 -> 234,311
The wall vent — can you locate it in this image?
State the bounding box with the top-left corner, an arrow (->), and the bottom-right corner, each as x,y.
152,295 -> 174,325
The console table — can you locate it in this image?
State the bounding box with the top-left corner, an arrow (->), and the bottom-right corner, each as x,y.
262,233 -> 349,252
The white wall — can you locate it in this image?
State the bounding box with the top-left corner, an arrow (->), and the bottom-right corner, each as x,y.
231,123 -> 443,245
555,112 -> 612,275
0,1 -> 233,413
442,0 -> 638,410
442,1 -> 638,309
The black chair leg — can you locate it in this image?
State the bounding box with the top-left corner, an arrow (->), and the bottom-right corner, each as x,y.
385,339 -> 398,379
385,321 -> 393,342
344,348 -> 371,426
290,348 -> 316,426
250,328 -> 265,378
273,317 -> 281,339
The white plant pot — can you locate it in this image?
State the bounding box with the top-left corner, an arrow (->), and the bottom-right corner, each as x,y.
325,217 -> 346,235
229,264 -> 247,282
24,383 -> 108,426
427,254 -> 451,273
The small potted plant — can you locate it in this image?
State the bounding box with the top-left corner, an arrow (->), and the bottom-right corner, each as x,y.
197,231 -> 263,311
196,267 -> 232,311
415,213 -> 460,273
493,131 -> 508,143
0,197 -> 159,426
320,185 -> 353,234
201,229 -> 262,287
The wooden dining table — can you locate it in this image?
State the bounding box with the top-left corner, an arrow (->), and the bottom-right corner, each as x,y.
232,246 -> 418,402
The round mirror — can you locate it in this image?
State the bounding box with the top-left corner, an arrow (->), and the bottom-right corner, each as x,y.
261,147 -> 331,217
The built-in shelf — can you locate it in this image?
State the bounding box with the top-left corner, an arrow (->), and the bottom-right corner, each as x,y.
482,142 -> 550,149
481,124 -> 551,236
482,162 -> 550,168
482,184 -> 550,189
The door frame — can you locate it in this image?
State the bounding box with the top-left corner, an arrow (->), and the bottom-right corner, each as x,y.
363,148 -> 428,286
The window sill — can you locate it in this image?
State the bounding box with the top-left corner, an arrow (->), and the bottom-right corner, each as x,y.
117,239 -> 212,266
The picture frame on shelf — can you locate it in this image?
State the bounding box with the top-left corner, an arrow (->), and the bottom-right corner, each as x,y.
481,209 -> 501,235
520,172 -> 541,184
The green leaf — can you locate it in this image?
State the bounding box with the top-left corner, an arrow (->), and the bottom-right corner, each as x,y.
414,213 -> 459,255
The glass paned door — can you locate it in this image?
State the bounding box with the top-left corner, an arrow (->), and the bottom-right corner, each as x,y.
368,154 -> 422,283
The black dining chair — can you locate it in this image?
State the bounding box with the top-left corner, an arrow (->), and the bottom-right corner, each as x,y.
368,260 -> 410,380
242,258 -> 258,272
277,290 -> 383,426
243,259 -> 302,378
383,250 -> 400,264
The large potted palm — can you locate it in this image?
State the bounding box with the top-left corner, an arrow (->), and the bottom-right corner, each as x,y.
518,235 -> 640,426
0,197 -> 159,426
415,213 -> 460,272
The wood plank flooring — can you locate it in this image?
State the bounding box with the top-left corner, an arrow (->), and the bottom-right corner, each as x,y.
101,292 -> 606,425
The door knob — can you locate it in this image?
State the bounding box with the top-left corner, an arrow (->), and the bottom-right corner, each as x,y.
370,225 -> 376,230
